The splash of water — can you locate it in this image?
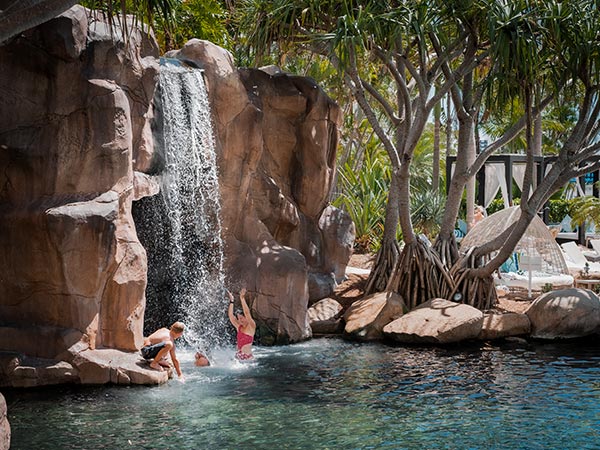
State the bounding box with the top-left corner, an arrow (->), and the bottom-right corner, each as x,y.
135,60 -> 228,351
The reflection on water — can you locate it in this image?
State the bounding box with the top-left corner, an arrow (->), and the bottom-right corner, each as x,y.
5,338 -> 600,449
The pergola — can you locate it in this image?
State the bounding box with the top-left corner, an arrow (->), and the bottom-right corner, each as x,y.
446,153 -> 600,209
446,153 -> 600,243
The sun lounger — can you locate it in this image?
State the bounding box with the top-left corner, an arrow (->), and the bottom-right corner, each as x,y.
590,239 -> 600,258
494,271 -> 574,300
561,241 -> 600,275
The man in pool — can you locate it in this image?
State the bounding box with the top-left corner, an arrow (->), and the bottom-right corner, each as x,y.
141,321 -> 185,380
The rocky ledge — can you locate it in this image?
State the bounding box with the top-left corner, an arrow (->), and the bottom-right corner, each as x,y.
0,348 -> 168,388
310,275 -> 600,344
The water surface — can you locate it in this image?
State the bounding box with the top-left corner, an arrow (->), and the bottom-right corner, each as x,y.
5,338 -> 600,449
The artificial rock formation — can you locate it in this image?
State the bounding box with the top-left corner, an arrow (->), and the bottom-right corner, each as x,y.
0,393 -> 9,450
383,298 -> 484,344
0,7 -> 352,381
308,298 -> 344,335
526,288 -> 600,339
344,291 -> 406,341
0,6 -> 158,379
168,40 -> 352,344
478,312 -> 531,340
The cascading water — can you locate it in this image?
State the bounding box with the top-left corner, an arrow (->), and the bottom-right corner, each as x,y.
133,59 -> 228,351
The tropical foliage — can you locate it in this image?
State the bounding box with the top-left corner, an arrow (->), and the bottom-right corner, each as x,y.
570,196 -> 600,231
152,0 -> 230,51
332,150 -> 389,253
410,190 -> 446,239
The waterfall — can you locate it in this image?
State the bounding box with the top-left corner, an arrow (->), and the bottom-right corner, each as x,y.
133,60 -> 228,351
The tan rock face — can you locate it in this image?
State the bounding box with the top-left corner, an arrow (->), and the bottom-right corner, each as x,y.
0,6 -> 159,355
308,298 -> 344,335
383,298 -> 484,344
171,40 -> 352,343
526,288 -> 600,339
344,292 -> 406,341
0,393 -> 9,450
478,312 -> 531,340
0,15 -> 351,366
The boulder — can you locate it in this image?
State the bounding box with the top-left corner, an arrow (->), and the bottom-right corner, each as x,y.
71,349 -> 169,385
318,205 -> 356,282
344,292 -> 406,341
478,312 -> 531,340
383,298 -> 484,344
0,393 -> 9,450
0,348 -> 167,387
308,271 -> 337,303
526,288 -> 600,339
308,298 -> 344,334
0,352 -> 78,388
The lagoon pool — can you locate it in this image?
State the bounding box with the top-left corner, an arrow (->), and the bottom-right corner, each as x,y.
5,338 -> 600,449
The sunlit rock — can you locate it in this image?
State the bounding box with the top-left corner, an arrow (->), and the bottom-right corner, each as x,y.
478,312 -> 531,340
71,349 -> 169,385
308,298 -> 344,334
344,292 -> 406,341
526,288 -> 600,339
384,298 -> 484,344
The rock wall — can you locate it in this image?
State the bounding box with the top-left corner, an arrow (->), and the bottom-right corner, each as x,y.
0,6 -> 158,358
0,393 -> 8,450
0,6 -> 353,383
167,40 -> 353,344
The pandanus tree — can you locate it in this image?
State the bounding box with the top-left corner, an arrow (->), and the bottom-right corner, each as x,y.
440,0 -> 600,308
239,0 -> 600,311
237,0 -> 493,304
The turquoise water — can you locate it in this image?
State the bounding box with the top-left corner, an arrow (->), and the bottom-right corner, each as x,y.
5,338 -> 600,449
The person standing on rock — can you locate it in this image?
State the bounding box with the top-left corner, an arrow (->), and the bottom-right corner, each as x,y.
141,321 -> 185,380
227,288 -> 256,360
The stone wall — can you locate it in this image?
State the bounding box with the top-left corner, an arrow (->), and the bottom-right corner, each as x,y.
0,6 -> 158,358
0,393 -> 8,450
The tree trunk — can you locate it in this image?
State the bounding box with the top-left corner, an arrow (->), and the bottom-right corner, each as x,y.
387,239 -> 451,309
365,171 -> 402,294
433,99 -> 441,193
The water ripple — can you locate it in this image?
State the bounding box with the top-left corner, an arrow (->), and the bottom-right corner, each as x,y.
5,339 -> 600,449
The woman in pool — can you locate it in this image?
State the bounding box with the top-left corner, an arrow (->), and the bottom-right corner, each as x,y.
227,287 -> 256,360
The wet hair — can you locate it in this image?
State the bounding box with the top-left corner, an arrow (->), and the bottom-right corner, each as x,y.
195,352 -> 210,366
170,321 -> 185,333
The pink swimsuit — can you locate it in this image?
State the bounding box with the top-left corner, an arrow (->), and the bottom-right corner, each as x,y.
236,328 -> 254,360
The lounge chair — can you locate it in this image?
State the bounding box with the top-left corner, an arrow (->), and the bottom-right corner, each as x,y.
560,241 -> 600,275
589,239 -> 600,260
495,270 -> 574,299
